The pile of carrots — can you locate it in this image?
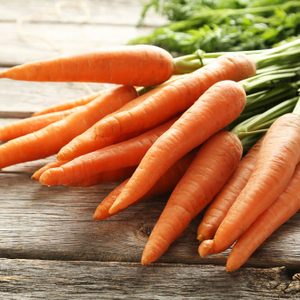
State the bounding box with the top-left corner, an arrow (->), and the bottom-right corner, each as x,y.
0,41 -> 300,272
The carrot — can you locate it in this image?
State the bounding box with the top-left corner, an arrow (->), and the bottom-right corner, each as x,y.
0,107 -> 80,141
0,45 -> 174,87
141,131 -> 243,265
199,113 -> 300,257
57,53 -> 255,161
0,86 -> 137,169
33,91 -> 102,116
70,167 -> 135,187
93,151 -> 196,220
197,139 -> 262,241
56,79 -> 182,161
227,163 -> 300,272
109,80 -> 247,215
39,118 -> 176,186
31,160 -> 66,181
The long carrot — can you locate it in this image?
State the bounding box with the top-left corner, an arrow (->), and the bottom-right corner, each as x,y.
227,163 -> 300,272
57,53 -> 255,160
199,113 -> 300,257
33,91 -> 102,116
0,107 -> 80,141
0,45 -> 174,87
109,80 -> 247,215
197,139 -> 262,241
0,86 -> 137,169
141,131 -> 243,265
39,118 -> 176,186
70,167 -> 135,187
93,151 -> 196,220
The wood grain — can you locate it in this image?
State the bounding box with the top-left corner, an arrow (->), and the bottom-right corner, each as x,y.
0,22 -> 152,67
0,172 -> 299,268
0,259 -> 299,299
0,0 -> 165,26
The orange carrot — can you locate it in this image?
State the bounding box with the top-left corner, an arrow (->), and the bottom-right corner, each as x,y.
197,139 -> 262,241
57,79 -> 181,161
57,53 -> 255,160
31,160 -> 66,181
227,163 -> 300,272
0,107 -> 80,141
141,131 -> 243,265
70,167 -> 135,187
109,80 -> 247,215
0,45 -> 174,86
199,113 -> 300,257
0,86 -> 137,169
93,151 -> 196,220
40,118 -> 176,186
33,91 -> 102,116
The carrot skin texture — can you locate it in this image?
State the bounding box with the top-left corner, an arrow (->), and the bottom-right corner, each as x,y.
199,113 -> 300,257
0,86 -> 137,169
141,131 -> 243,265
31,160 -> 66,181
0,45 -> 174,87
227,164 -> 300,272
197,139 -> 261,241
57,82 -> 176,161
93,152 -> 196,220
33,91 -> 101,116
109,80 -> 247,215
40,119 -> 176,186
0,108 -> 80,141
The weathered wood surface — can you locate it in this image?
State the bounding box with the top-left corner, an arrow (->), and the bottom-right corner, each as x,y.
0,259 -> 299,299
0,171 -> 299,269
0,0 -> 165,26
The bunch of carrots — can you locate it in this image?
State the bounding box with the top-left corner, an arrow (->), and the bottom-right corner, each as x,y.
0,39 -> 300,272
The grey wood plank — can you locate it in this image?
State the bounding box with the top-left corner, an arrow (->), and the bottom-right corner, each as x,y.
0,172 -> 299,268
0,72 -> 108,116
0,0 -> 165,27
0,21 -> 152,67
0,259 -> 299,299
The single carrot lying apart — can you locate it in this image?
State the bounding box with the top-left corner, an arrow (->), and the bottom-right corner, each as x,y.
40,118 -> 176,186
141,131 -> 243,265
0,86 -> 137,169
227,163 -> 300,272
33,91 -> 102,116
93,151 -> 196,220
109,80 -> 247,215
199,113 -> 300,257
0,107 -> 80,141
57,53 -> 255,160
0,45 -> 174,87
197,139 -> 262,241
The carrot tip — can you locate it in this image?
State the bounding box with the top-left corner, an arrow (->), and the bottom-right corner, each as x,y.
198,240 -> 215,257
197,234 -> 204,241
93,206 -> 109,220
226,260 -> 238,273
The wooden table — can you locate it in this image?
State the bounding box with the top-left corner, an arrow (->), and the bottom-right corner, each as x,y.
0,1 -> 299,298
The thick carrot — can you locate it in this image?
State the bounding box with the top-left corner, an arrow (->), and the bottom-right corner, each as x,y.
39,118 -> 176,186
57,53 -> 255,160
199,113 -> 300,257
227,163 -> 300,272
0,45 -> 174,87
197,139 -> 262,241
93,151 -> 196,220
141,131 -> 243,265
31,160 -> 66,181
0,107 -> 80,141
109,80 -> 247,215
33,91 -> 102,116
0,86 -> 137,169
